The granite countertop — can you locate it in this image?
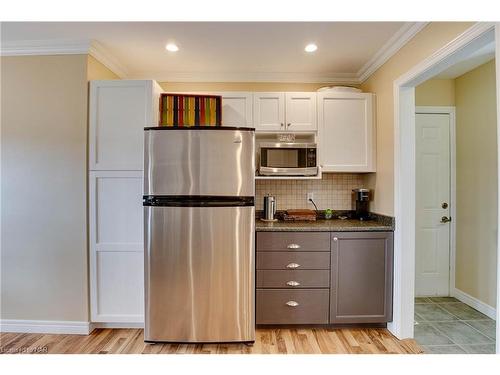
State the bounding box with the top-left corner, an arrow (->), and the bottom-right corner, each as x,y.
255,217 -> 394,232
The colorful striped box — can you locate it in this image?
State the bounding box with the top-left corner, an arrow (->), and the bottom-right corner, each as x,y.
159,94 -> 222,127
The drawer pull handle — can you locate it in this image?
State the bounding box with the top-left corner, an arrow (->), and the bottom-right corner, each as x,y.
287,243 -> 301,249
286,301 -> 299,307
286,281 -> 300,287
286,263 -> 300,269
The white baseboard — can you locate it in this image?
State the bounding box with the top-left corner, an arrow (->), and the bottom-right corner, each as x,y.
0,319 -> 91,335
451,288 -> 497,320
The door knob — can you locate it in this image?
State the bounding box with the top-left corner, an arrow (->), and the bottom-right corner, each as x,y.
442,202 -> 448,209
440,216 -> 452,223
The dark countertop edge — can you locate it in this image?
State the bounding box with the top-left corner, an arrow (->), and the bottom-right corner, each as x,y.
255,227 -> 393,232
255,210 -> 395,232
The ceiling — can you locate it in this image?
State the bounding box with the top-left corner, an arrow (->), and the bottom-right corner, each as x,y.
1,22 -> 424,82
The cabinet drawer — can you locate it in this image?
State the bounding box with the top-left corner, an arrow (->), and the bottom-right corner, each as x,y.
257,270 -> 330,288
257,251 -> 330,270
256,289 -> 329,324
256,232 -> 330,252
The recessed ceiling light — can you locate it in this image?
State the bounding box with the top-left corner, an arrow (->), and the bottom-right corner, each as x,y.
305,43 -> 318,53
165,43 -> 179,52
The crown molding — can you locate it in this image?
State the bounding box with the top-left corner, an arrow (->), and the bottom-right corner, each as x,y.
0,38 -> 128,78
357,22 -> 429,83
127,71 -> 361,84
0,23 -> 429,84
88,41 -> 128,78
0,39 -> 92,56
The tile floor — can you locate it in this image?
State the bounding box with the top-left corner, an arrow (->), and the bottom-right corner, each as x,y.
414,297 -> 496,354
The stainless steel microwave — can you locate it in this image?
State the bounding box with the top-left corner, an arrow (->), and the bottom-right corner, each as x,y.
258,142 -> 318,176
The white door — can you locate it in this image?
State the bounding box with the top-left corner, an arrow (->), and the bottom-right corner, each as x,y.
253,92 -> 285,131
89,80 -> 157,171
89,171 -> 144,322
216,92 -> 253,127
285,92 -> 317,131
415,112 -> 451,296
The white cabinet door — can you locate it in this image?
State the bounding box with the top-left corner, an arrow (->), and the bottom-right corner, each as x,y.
285,92 -> 317,131
216,92 -> 253,127
253,92 -> 285,131
89,80 -> 161,171
89,171 -> 144,323
318,92 -> 376,172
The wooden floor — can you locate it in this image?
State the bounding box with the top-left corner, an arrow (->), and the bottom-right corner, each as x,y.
0,328 -> 423,354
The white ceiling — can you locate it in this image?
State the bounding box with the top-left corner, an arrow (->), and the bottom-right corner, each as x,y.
1,22 -> 422,82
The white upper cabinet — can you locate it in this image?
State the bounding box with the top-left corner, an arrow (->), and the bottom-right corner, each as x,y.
215,92 -> 253,127
89,80 -> 162,171
318,92 -> 376,172
253,92 -> 286,131
253,92 -> 317,132
285,92 -> 317,131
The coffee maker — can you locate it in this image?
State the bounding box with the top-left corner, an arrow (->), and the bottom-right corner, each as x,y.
353,188 -> 371,220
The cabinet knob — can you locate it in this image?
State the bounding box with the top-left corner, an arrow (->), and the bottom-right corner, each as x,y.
280,123 -> 284,127
287,123 -> 291,127
287,243 -> 301,249
286,263 -> 300,269
285,301 -> 299,307
333,237 -> 338,241
286,281 -> 300,287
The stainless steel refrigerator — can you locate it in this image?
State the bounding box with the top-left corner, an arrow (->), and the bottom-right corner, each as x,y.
143,127 -> 255,343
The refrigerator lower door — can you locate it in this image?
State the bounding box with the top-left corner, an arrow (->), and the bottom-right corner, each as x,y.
144,205 -> 255,343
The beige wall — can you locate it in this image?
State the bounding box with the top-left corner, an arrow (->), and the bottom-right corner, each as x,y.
87,55 -> 120,81
1,55 -> 90,321
415,79 -> 455,106
361,22 -> 474,215
159,82 -> 354,92
454,59 -> 497,307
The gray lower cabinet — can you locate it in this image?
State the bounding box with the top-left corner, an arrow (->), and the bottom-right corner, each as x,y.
330,231 -> 393,323
256,230 -> 393,325
257,289 -> 330,324
256,232 -> 330,325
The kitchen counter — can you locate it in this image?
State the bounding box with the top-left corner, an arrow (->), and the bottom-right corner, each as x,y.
255,218 -> 394,232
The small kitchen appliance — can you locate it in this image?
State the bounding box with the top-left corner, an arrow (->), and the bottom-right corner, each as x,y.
258,142 -> 318,176
262,195 -> 277,221
353,188 -> 371,220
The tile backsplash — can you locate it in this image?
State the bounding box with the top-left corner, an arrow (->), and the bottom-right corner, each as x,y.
255,174 -> 367,211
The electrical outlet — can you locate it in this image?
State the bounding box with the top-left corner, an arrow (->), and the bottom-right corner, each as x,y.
307,192 -> 314,201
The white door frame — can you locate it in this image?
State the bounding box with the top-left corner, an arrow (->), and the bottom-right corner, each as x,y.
391,22 -> 500,354
415,106 -> 456,297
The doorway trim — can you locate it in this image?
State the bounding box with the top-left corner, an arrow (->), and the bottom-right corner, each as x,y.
390,22 -> 499,353
415,106 -> 456,298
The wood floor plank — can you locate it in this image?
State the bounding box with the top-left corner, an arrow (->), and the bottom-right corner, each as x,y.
0,328 -> 423,354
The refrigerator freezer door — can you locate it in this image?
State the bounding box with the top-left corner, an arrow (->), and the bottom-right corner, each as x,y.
144,129 -> 255,197
144,205 -> 255,343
